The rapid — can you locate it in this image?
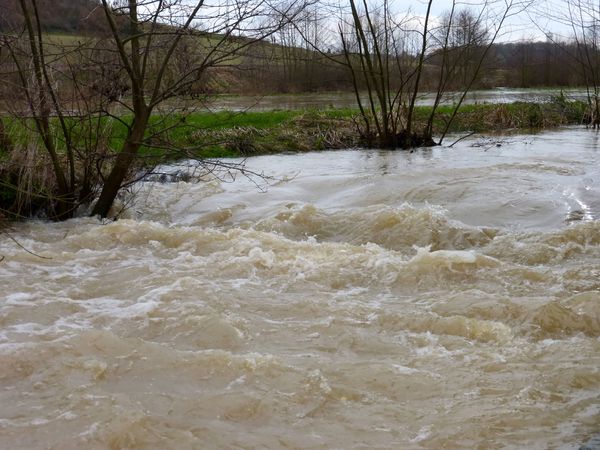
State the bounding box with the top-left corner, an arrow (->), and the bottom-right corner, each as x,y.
1,127 -> 600,449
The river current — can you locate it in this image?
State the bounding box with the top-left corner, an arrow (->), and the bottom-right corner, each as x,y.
1,128 -> 600,449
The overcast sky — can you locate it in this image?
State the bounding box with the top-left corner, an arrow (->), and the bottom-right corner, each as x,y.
405,0 -> 568,42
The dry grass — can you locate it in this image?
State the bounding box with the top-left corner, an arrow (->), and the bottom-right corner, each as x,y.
0,140 -> 59,219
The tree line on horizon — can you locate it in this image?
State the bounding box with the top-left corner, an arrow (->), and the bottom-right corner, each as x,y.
0,0 -> 593,93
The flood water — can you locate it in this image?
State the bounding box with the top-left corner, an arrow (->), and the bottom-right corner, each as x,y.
204,88 -> 589,111
2,127 -> 600,449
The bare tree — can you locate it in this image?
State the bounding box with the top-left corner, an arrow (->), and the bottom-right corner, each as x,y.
426,2 -> 515,143
2,0 -> 114,219
334,0 -> 436,148
537,0 -> 600,125
90,0 -> 306,217
433,8 -> 490,89
1,0 -> 306,219
305,0 -> 529,149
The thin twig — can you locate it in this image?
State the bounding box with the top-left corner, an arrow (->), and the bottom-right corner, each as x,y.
2,230 -> 51,259
449,131 -> 476,148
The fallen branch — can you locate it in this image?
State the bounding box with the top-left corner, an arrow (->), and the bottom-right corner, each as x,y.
2,229 -> 52,259
449,131 -> 477,148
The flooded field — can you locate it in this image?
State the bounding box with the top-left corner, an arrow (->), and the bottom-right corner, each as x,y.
202,88 -> 589,111
1,127 -> 600,448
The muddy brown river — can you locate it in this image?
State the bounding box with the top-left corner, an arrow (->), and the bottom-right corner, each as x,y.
1,128 -> 600,449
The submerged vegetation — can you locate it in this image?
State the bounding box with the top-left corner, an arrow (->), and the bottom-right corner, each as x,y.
124,98 -> 592,157
0,98 -> 589,159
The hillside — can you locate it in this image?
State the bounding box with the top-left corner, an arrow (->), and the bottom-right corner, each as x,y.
0,0 -> 586,92
0,0 -> 105,33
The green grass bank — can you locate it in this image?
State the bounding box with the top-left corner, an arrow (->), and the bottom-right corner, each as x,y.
141,99 -> 590,159
0,99 -> 591,220
0,99 -> 589,161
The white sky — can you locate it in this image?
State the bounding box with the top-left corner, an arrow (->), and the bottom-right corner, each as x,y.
407,0 -> 570,42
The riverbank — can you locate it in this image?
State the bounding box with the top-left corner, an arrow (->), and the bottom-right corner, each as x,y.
0,99 -> 590,219
0,99 -> 588,160
140,98 -> 589,160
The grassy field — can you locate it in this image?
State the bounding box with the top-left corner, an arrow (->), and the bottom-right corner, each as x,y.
0,99 -> 589,164
139,99 -> 588,159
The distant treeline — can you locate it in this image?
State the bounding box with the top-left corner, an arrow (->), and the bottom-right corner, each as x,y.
0,0 -> 590,93
233,40 -> 588,94
476,41 -> 585,88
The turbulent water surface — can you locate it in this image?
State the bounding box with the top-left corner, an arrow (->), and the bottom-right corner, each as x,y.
2,128 -> 600,449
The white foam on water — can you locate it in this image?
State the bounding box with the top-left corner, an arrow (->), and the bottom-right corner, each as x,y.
2,128 -> 600,448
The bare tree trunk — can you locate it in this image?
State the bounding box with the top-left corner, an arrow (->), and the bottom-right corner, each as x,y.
404,0 -> 433,147
91,0 -> 305,218
91,0 -> 148,217
91,114 -> 148,216
14,0 -> 75,219
0,119 -> 12,154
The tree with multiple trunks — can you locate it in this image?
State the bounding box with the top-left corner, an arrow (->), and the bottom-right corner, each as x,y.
537,0 -> 600,126
332,0 -> 528,148
92,0 -> 307,217
1,0 -> 305,219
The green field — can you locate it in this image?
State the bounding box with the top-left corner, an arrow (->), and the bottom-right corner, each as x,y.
0,99 -> 589,164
